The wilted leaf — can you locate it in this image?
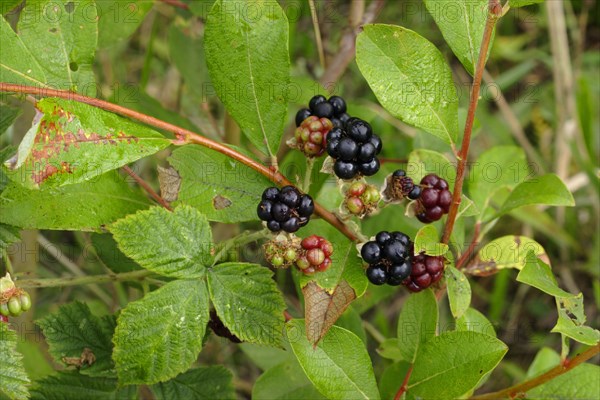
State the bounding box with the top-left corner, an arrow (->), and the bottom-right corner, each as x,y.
303,281 -> 356,346
157,166 -> 181,202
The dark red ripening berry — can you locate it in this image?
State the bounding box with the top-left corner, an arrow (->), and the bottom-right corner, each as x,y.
402,254 -> 445,292
291,116 -> 333,157
297,235 -> 334,275
414,174 -> 452,223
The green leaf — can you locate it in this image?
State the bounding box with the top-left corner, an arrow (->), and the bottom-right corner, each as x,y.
527,363 -> 600,399
91,233 -> 141,273
376,338 -> 404,361
0,16 -> 48,87
424,0 -> 489,75
407,149 -> 456,188
469,146 -> 528,211
113,279 -> 210,385
446,265 -> 471,319
168,22 -> 209,99
239,343 -> 289,371
1,1 -> 23,14
18,0 -> 98,95
169,145 -> 273,223
397,289 -> 438,363
97,0 -> 153,48
36,302 -> 116,377
467,235 -> 547,276
407,331 -> 507,399
456,308 -> 497,337
414,225 -> 448,256
150,366 -> 236,400
286,320 -> 380,400
30,372 -> 136,400
0,223 -> 20,255
509,0 -> 544,7
525,347 -> 560,379
208,262 -> 285,347
552,294 -> 600,345
500,174 -> 575,215
111,205 -> 212,278
356,24 -> 459,145
205,0 -> 290,157
253,359 -> 327,400
6,98 -> 170,189
517,252 -> 571,298
0,171 -> 149,230
0,323 -> 30,400
0,103 -> 21,136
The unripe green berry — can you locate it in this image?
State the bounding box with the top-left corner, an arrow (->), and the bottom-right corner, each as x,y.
0,302 -> 9,317
8,297 -> 21,316
20,293 -> 31,312
310,131 -> 323,144
363,186 -> 381,204
296,257 -> 310,270
304,142 -> 321,156
284,248 -> 297,263
271,255 -> 285,268
345,197 -> 364,215
300,128 -> 311,142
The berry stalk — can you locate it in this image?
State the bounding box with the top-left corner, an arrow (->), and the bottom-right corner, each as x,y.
441,0 -> 502,244
0,83 -> 358,242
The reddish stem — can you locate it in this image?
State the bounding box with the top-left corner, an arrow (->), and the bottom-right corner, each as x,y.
122,166 -> 172,211
393,364 -> 414,400
470,343 -> 600,399
441,0 -> 502,244
160,0 -> 189,10
455,222 -> 481,269
283,310 -> 293,322
0,83 -> 357,242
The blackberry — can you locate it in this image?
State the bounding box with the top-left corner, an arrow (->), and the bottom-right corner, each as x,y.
295,95 -> 351,127
296,235 -> 334,275
258,186 -> 314,233
415,174 -> 452,223
362,231 -> 413,286
402,254 -> 445,292
326,117 -> 382,180
290,116 -> 333,157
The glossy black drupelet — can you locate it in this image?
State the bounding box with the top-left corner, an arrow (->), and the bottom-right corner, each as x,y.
258,186 -> 314,233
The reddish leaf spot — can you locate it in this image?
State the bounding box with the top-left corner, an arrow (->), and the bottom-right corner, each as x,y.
213,195 -> 232,210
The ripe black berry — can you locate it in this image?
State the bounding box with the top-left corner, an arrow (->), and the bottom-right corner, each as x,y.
328,128 -> 343,142
369,135 -> 382,154
358,143 -> 376,162
295,108 -> 312,126
313,102 -> 334,119
338,138 -> 359,161
327,139 -> 340,158
339,113 -> 350,123
358,158 -> 380,176
328,96 -> 347,114
257,200 -> 273,221
366,264 -> 387,285
408,186 -> 422,200
258,186 -> 314,232
333,160 -> 358,180
330,118 -> 343,128
347,119 -> 372,142
361,242 -> 381,263
362,231 -> 413,287
309,95 -> 327,112
388,261 -> 412,285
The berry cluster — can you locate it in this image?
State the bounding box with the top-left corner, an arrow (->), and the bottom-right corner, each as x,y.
296,235 -> 334,275
295,95 -> 350,129
0,274 -> 31,319
415,174 -> 452,223
383,169 -> 422,201
290,116 -> 333,157
361,231 -> 412,286
343,181 -> 381,217
402,254 -> 444,292
257,186 -> 314,233
326,118 -> 382,180
263,235 -> 300,269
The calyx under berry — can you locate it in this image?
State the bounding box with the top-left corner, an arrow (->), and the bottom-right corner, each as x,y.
0,273 -> 31,318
